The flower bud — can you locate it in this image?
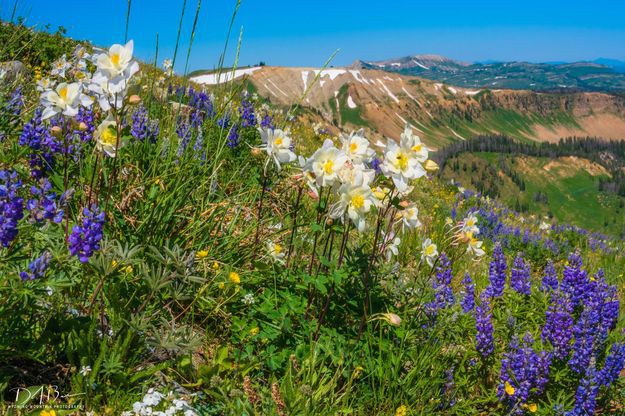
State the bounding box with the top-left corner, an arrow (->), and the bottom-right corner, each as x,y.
78,122 -> 88,131
251,147 -> 263,157
326,218 -> 334,226
424,160 -> 439,172
128,94 -> 141,105
383,313 -> 402,327
50,126 -> 62,137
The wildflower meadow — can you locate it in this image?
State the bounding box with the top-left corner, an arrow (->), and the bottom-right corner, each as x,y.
0,5 -> 624,416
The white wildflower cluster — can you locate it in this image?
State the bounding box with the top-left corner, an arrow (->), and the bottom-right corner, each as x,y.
121,388 -> 197,416
38,40 -> 141,158
258,124 -> 440,264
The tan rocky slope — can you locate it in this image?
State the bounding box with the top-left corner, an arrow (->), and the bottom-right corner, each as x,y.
194,66 -> 625,148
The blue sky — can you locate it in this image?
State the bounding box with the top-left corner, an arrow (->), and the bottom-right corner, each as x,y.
5,0 -> 625,72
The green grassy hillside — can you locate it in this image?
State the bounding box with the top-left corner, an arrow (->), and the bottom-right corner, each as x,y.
441,152 -> 625,234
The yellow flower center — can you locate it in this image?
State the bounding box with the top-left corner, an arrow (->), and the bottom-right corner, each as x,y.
396,152 -> 408,170
59,86 -> 68,101
111,53 -> 121,67
273,244 -> 282,254
323,159 -> 334,174
425,245 -> 435,256
351,194 -> 365,209
275,137 -> 283,146
412,143 -> 422,152
101,126 -> 118,146
504,381 -> 515,396
349,142 -> 358,153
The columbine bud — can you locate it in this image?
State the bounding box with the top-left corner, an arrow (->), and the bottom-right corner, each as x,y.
50,126 -> 62,137
128,95 -> 141,105
424,160 -> 439,172
251,148 -> 263,157
399,200 -> 410,208
382,313 -> 402,327
326,218 -> 334,226
78,122 -> 88,131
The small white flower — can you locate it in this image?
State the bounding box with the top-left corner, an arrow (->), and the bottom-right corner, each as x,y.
383,231 -> 401,261
306,140 -> 348,187
50,54 -> 71,78
330,172 -> 378,232
340,129 -> 375,164
80,365 -> 92,376
95,40 -> 139,79
258,127 -> 297,171
94,116 -> 121,157
40,82 -> 92,120
421,238 -> 438,267
242,293 -> 255,305
266,241 -> 286,263
397,203 -> 421,233
461,213 -> 480,235
467,236 -> 486,257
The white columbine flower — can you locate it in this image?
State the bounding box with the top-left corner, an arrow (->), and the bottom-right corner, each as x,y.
330,172 -> 377,232
40,82 -> 92,119
94,116 -> 120,157
461,213 -> 480,235
95,40 -> 139,79
79,365 -> 92,376
258,127 -> 297,171
421,238 -> 438,267
267,241 -> 286,263
50,54 -> 71,78
382,231 -> 401,261
340,129 -> 375,164
467,234 -> 486,257
397,203 -> 421,233
381,125 -> 427,193
306,140 -> 348,187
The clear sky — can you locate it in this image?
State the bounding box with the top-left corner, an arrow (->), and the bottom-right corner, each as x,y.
4,0 -> 625,72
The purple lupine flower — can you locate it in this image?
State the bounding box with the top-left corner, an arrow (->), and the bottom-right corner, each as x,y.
19,251 -> 52,281
369,157 -> 382,175
498,333 -> 551,409
131,105 -> 160,143
568,302 -> 600,374
542,291 -> 574,361
6,86 -> 24,117
74,107 -> 95,142
188,89 -> 214,127
68,205 -> 105,263
226,124 -> 240,149
560,251 -> 588,308
460,273 -> 475,314
487,243 -> 507,297
510,253 -> 531,295
19,108 -> 60,179
0,170 -> 24,247
217,113 -> 231,129
238,94 -> 256,128
260,112 -> 274,129
176,117 -> 192,158
541,260 -> 558,292
596,342 -> 625,387
26,178 -> 63,224
475,290 -> 494,358
426,253 -> 455,317
565,364 -> 599,416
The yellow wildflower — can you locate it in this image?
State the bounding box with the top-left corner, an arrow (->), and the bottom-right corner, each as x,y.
40,410 -> 56,416
196,250 -> 209,259
250,327 -> 259,336
124,265 -> 133,274
212,261 -> 220,270
111,259 -> 118,268
524,403 -> 537,413
218,282 -> 225,289
504,381 -> 515,396
395,405 -> 408,416
229,272 -> 241,284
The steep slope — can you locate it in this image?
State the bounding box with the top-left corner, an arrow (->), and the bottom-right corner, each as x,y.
192,66 -> 625,149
